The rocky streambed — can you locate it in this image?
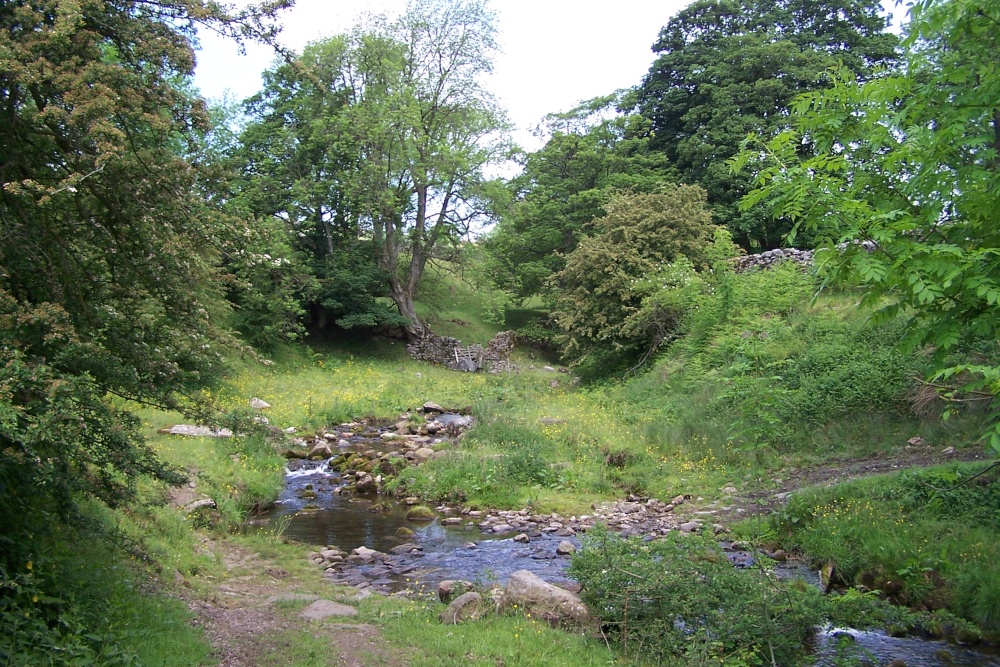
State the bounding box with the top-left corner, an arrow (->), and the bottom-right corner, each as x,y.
246,403 -> 1000,666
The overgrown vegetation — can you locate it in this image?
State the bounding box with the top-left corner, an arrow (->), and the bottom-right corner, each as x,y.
3,0 -> 1000,664
775,464 -> 1000,633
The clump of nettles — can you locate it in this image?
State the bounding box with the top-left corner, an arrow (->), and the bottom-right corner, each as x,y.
570,528 -> 822,665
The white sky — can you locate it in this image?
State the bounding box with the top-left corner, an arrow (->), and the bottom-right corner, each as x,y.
192,1 -> 693,150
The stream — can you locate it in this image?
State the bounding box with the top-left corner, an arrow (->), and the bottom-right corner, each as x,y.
254,415 -> 1000,667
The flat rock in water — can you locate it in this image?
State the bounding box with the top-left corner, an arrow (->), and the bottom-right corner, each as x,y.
299,600 -> 358,620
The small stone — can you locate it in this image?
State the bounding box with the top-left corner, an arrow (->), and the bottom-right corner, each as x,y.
441,517 -> 463,526
464,542 -> 477,549
672,495 -> 686,506
438,579 -> 474,603
338,439 -> 352,448
492,524 -> 514,534
513,533 -> 530,543
556,541 -> 575,556
941,446 -> 955,455
250,397 -> 271,410
907,436 -> 926,447
422,402 -> 445,413
679,521 -> 700,533
396,527 -> 415,538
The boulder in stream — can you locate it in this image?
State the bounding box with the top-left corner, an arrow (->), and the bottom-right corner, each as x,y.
406,505 -> 435,521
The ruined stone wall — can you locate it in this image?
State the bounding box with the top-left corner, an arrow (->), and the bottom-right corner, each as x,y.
732,248 -> 814,273
406,330 -> 516,372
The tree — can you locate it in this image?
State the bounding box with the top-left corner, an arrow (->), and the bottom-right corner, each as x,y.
731,0 -> 1000,453
236,0 -> 509,338
549,186 -> 717,369
349,0 -> 509,337
0,0 -> 287,563
634,0 -> 898,248
233,38 -> 405,334
484,95 -> 675,300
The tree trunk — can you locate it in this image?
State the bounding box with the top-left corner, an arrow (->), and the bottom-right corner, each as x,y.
388,280 -> 427,339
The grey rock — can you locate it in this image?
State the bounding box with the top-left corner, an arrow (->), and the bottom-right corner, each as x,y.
439,592 -> 483,625
500,570 -> 594,629
299,600 -> 358,620
556,541 -> 575,556
249,397 -> 271,410
438,579 -> 475,603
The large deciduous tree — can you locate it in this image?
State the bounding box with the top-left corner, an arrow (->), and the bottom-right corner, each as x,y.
484,95 -> 675,301
0,0 -> 286,562
347,0 -> 509,337
240,0 -> 509,338
732,0 -> 1000,453
550,186 -> 717,369
634,0 -> 898,249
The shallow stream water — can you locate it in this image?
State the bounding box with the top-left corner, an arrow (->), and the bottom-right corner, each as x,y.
256,420 -> 1000,666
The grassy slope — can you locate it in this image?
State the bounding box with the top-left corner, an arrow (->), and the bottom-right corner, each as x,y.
35,265 -> 996,666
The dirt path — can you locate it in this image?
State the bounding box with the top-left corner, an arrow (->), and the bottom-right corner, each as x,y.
727,444 -> 992,517
178,538 -> 399,667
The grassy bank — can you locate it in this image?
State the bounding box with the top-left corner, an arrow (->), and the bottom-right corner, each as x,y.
772,463 -> 1000,636
8,263 -> 997,666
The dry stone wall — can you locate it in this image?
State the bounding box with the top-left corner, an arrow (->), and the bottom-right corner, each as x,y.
732,248 -> 814,273
407,330 -> 517,372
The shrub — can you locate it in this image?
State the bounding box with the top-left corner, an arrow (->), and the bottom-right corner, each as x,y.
550,186 -> 718,367
570,528 -> 821,665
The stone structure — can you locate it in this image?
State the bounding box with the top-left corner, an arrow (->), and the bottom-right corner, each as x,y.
732,248 -> 814,273
406,330 -> 516,372
733,241 -> 876,273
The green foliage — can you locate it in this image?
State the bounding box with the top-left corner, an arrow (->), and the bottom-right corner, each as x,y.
484,95 -> 675,300
571,528 -> 821,665
732,0 -> 1000,452
0,0 -> 289,572
616,266 -> 951,459
776,465 -> 1000,630
0,518 -> 210,667
238,0 -> 511,335
634,0 -> 898,248
550,186 -> 718,369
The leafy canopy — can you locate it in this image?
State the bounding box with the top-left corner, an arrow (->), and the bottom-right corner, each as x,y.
484,95 -> 675,300
550,186 -> 717,370
731,0 -> 1000,453
634,0 -> 898,249
0,0 -> 287,563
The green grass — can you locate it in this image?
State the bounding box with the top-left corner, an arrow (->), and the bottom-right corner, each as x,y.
368,597 -> 617,667
0,504 -> 212,667
47,263 -> 993,667
773,463 -> 1000,631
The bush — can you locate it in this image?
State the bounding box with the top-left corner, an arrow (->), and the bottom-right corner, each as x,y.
550,186 -> 718,367
570,528 -> 822,665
